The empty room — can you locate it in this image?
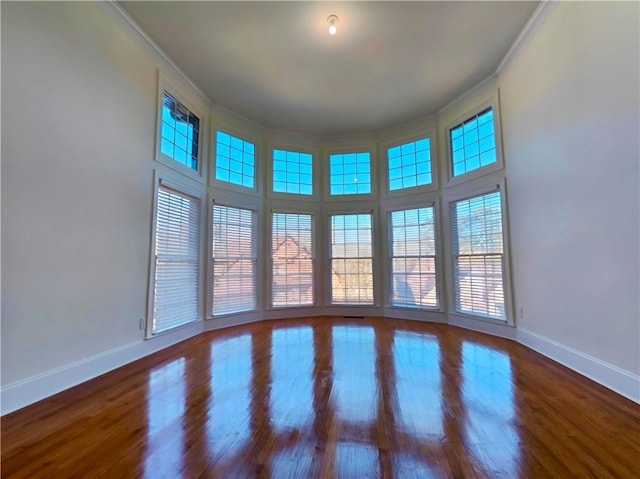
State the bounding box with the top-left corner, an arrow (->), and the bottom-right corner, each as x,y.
2,1 -> 639,478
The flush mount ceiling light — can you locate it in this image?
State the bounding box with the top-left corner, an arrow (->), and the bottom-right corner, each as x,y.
327,15 -> 338,36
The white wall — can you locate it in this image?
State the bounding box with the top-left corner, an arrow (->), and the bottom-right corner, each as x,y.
1,2 -> 204,411
500,2 -> 640,375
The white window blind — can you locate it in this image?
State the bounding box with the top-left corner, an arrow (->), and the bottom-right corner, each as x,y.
390,207 -> 438,309
152,186 -> 200,334
451,191 -> 505,320
272,213 -> 314,307
212,204 -> 256,315
330,213 -> 374,304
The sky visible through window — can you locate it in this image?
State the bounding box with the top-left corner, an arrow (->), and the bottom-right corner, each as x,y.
273,149 -> 313,195
216,131 -> 255,188
450,108 -> 496,177
388,138 -> 431,190
329,152 -> 371,195
160,91 -> 199,171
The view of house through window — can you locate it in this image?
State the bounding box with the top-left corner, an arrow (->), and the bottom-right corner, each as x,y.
272,213 -> 314,307
330,213 -> 374,304
390,206 -> 438,309
451,191 -> 505,320
212,204 -> 256,315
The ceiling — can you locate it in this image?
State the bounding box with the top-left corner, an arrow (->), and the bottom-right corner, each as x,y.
120,1 -> 539,136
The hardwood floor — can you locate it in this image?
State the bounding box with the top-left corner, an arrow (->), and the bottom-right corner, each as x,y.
2,317 -> 639,478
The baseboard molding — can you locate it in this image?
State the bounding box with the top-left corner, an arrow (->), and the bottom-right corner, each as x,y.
517,328 -> 640,403
1,321 -> 203,416
448,313 -> 518,340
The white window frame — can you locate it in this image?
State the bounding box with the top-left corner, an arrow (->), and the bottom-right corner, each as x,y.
146,170 -> 204,338
326,208 -> 377,306
443,90 -> 504,187
380,127 -> 439,198
208,197 -> 259,318
210,122 -> 262,198
323,144 -> 378,202
267,141 -> 320,202
155,71 -> 208,183
386,201 -> 441,311
443,179 -> 514,325
269,208 -> 316,309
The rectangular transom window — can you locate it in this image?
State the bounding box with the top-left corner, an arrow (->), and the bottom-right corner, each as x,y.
330,213 -> 374,304
160,91 -> 200,171
450,108 -> 496,177
451,191 -> 505,320
272,213 -> 314,307
152,186 -> 200,334
212,204 -> 256,315
388,138 -> 432,190
273,149 -> 313,195
215,131 -> 255,189
329,152 -> 371,195
390,207 -> 437,309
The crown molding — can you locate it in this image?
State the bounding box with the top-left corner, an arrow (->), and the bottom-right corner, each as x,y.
496,1 -> 559,76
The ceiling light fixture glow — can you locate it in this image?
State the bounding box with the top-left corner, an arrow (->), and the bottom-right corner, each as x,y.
327,15 -> 338,36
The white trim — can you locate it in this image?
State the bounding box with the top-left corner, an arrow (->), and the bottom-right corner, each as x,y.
517,328 -> 640,404
448,312 -> 517,341
1,321 -> 203,416
103,2 -> 211,107
496,2 -> 559,76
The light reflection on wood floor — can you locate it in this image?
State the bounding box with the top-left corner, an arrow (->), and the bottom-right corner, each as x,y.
2,317 -> 639,478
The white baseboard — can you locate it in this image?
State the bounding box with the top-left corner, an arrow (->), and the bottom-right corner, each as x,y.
517,328 -> 640,403
1,321 -> 203,416
448,313 -> 518,340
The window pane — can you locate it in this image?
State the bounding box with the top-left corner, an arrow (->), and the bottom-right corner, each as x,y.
451,191 -> 505,319
212,205 -> 256,315
390,207 -> 438,309
329,153 -> 371,195
450,108 -> 496,177
272,213 -> 314,307
387,138 -> 432,190
215,131 -> 255,189
160,91 -> 199,171
272,149 -> 313,195
330,214 -> 374,304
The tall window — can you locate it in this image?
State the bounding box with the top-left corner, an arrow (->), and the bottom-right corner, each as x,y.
273,149 -> 313,195
212,205 -> 256,315
329,152 -> 371,195
272,213 -> 314,307
330,213 -> 374,304
160,91 -> 200,171
152,185 -> 200,334
390,207 -> 437,309
388,138 -> 432,190
450,108 -> 496,177
215,131 -> 255,189
451,191 -> 505,320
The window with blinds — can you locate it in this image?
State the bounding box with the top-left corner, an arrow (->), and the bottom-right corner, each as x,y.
212,204 -> 256,315
152,185 -> 200,334
451,191 -> 505,320
390,207 -> 438,309
330,213 -> 374,304
160,91 -> 200,171
450,108 -> 496,177
388,138 -> 432,191
272,213 -> 314,307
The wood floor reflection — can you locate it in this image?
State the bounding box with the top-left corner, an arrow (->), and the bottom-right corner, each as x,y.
3,317 -> 639,478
